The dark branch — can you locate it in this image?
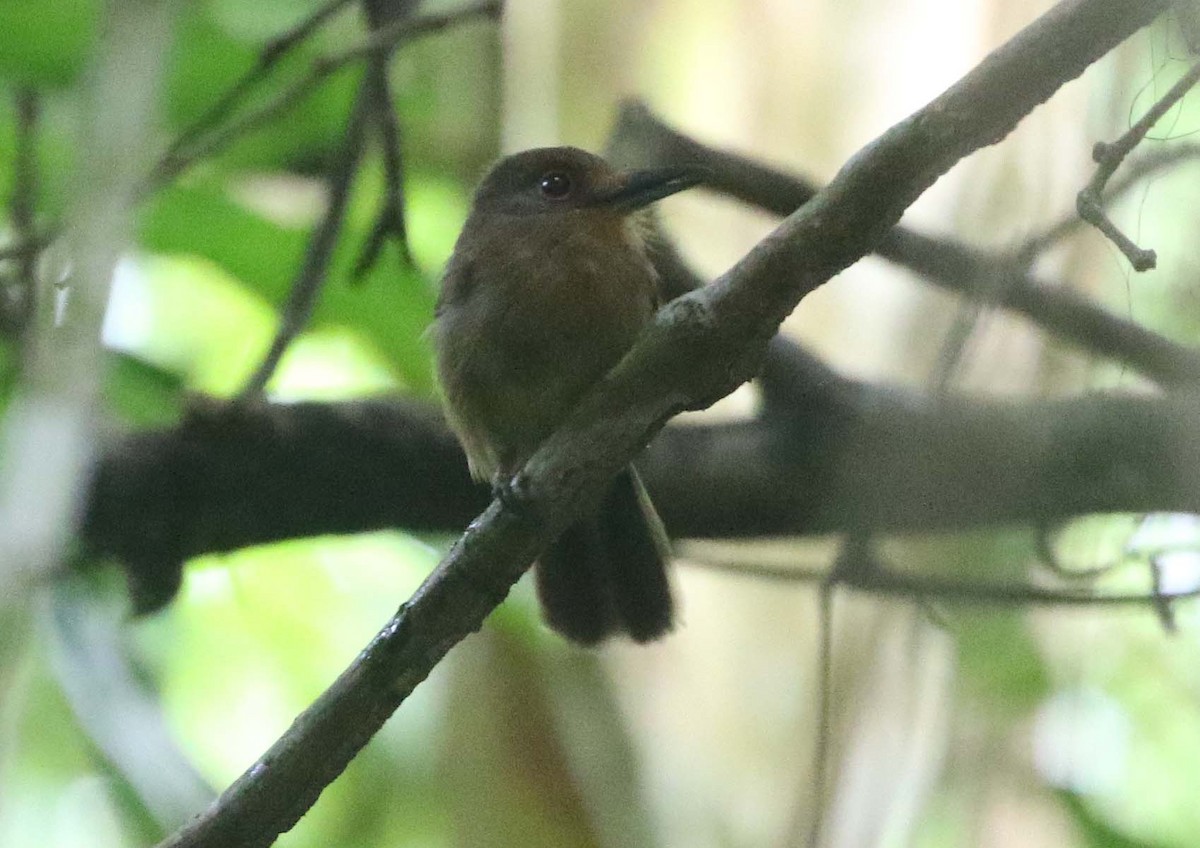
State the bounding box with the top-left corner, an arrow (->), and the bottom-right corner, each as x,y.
5,89 -> 40,337
152,0 -> 502,186
160,0 -> 356,169
353,0 -> 419,277
87,375 -> 1200,612
353,62 -> 413,276
609,100 -> 1200,388
236,80 -> 373,401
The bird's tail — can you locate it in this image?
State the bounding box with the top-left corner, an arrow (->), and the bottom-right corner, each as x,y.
535,466 -> 674,645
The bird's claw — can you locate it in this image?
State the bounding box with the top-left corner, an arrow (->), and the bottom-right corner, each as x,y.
492,472 -> 531,514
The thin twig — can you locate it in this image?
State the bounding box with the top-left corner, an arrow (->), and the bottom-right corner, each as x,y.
927,263 -> 999,391
926,143 -> 1200,390
237,0 -> 427,397
1077,61 -> 1200,271
153,0 -> 501,186
1148,554 -> 1178,633
1022,143 -> 1200,256
161,0 -> 355,167
687,554 -> 1200,607
353,0 -> 417,278
354,61 -> 413,276
7,89 -> 40,337
804,578 -> 836,848
1033,520 -> 1119,581
235,78 -> 374,401
799,533 -> 872,848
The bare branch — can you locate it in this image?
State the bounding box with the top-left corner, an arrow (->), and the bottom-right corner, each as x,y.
161,0 -> 355,168
86,382 -> 1200,610
611,101 -> 1200,387
353,0 -> 419,277
1076,61 -> 1200,271
235,0 -> 434,398
236,80 -> 373,401
4,89 -> 40,337
152,0 -> 502,186
1022,142 -> 1200,255
804,577 -> 836,848
353,61 -> 413,277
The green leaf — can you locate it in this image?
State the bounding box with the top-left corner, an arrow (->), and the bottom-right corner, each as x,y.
150,533 -> 445,847
953,610 -> 1049,718
139,182 -> 438,393
1058,791 -> 1169,848
164,4 -> 361,174
106,355 -> 184,427
0,0 -> 99,86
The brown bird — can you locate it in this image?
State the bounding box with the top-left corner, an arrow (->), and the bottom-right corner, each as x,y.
432,146 -> 703,644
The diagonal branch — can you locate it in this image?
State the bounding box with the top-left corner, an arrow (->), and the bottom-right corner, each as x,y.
152,0 -> 502,186
608,100 -> 1200,388
1022,142 -> 1200,255
353,0 -> 420,277
161,0 -> 356,169
153,1 -> 1170,846
353,61 -> 413,276
236,78 -> 373,401
1077,61 -> 1200,271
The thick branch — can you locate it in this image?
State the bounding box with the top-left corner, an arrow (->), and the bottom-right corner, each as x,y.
87,381 -> 1200,609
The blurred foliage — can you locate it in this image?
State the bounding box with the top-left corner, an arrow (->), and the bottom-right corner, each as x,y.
0,1 -> 542,846
0,0 -> 99,87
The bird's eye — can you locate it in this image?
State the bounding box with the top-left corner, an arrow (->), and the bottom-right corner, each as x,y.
538,172 -> 573,199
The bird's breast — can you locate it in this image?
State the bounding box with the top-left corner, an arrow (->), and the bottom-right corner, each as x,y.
434,214 -> 659,469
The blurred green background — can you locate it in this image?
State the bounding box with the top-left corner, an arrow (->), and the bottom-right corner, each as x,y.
2,1 -> 1200,847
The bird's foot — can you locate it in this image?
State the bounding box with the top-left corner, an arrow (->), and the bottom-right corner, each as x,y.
492,472 -> 532,514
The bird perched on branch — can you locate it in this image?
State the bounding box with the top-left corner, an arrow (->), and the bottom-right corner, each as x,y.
432,146 -> 704,644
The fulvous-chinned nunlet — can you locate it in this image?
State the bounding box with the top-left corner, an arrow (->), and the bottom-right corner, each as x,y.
432,146 -> 704,644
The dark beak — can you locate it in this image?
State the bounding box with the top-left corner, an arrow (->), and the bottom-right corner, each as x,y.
594,165 -> 707,212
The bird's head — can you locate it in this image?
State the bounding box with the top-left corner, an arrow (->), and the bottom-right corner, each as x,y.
468,146 -> 706,219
